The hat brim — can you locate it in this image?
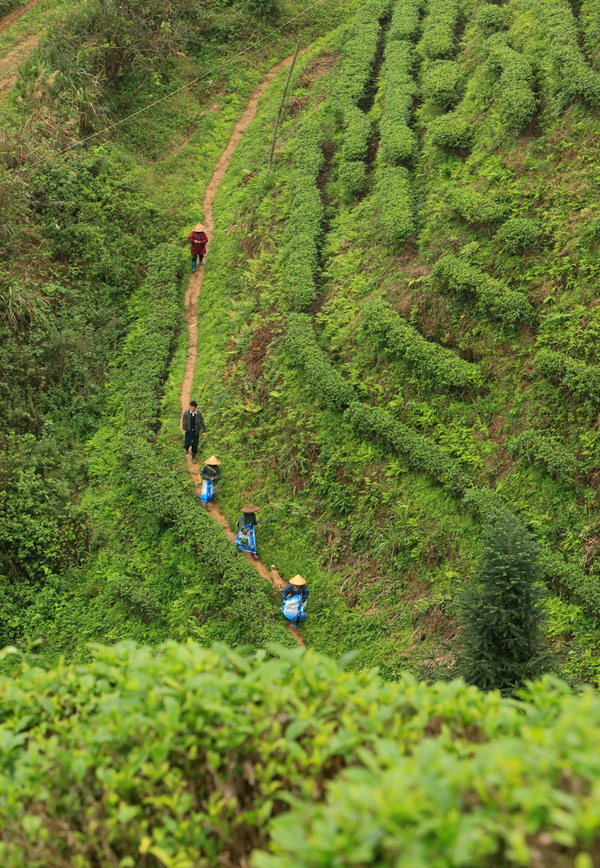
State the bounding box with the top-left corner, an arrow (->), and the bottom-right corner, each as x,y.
204,456 -> 221,465
241,505 -> 261,513
290,574 -> 306,586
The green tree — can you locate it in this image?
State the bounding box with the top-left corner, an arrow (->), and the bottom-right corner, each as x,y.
455,511 -> 548,693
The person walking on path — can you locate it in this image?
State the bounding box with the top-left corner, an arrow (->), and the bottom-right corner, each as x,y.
281,573 -> 309,630
199,455 -> 221,508
181,400 -> 207,463
188,223 -> 208,272
236,505 -> 261,559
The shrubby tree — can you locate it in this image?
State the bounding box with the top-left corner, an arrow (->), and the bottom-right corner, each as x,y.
455,511 -> 549,693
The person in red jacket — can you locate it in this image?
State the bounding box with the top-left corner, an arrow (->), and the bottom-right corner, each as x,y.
187,223 -> 209,272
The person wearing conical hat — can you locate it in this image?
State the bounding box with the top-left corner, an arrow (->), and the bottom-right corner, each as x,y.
281,574 -> 309,604
187,222 -> 209,272
199,455 -> 221,508
235,505 -> 261,559
281,573 -> 309,630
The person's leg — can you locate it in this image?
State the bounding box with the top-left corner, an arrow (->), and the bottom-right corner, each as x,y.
199,254 -> 204,265
192,253 -> 197,272
184,431 -> 192,454
191,433 -> 200,462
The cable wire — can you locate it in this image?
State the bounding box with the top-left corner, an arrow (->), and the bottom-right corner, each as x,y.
49,0 -> 326,156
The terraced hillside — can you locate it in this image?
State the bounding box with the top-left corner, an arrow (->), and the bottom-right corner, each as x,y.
184,0 -> 600,681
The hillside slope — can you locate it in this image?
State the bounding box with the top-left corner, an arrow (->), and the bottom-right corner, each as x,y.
185,0 -> 600,682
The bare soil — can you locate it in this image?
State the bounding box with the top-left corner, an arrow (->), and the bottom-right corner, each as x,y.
179,55 -> 306,647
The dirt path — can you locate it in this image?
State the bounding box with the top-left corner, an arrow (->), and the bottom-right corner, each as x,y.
0,30 -> 37,97
0,0 -> 45,100
179,56 -> 306,647
0,0 -> 42,35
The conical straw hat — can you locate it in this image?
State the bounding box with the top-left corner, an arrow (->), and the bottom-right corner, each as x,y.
204,456 -> 221,465
194,223 -> 205,232
241,504 -> 261,513
290,574 -> 306,586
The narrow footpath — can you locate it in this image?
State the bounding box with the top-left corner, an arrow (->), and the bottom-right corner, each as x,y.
0,0 -> 43,100
179,56 -> 306,646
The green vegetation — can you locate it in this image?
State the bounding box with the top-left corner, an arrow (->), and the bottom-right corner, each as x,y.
3,642 -> 600,867
453,512 -> 548,692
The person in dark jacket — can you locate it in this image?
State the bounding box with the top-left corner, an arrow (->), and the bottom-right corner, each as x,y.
199,455 -> 221,508
181,400 -> 207,463
235,505 -> 261,558
188,223 -> 209,272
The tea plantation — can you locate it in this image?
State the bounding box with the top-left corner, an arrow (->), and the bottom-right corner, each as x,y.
3,0 -> 600,861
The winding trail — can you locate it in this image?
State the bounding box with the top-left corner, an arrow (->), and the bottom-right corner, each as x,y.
179,56 -> 306,647
0,0 -> 44,100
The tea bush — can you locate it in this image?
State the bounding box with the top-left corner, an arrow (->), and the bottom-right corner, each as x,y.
285,313 -> 357,409
388,0 -> 423,42
4,643 -> 600,868
581,0 -> 600,66
375,166 -> 415,244
496,216 -> 542,253
422,59 -> 464,110
362,298 -> 483,391
334,0 -> 390,115
428,112 -> 473,152
534,348 -> 600,406
432,254 -> 533,326
341,105 -> 371,162
507,429 -> 579,484
447,186 -> 510,225
486,37 -> 537,131
379,40 -> 418,165
344,401 -> 470,493
257,673 -> 600,867
279,113 -> 324,311
476,2 -> 510,34
514,0 -> 600,108
334,0 -> 390,195
417,0 -> 459,61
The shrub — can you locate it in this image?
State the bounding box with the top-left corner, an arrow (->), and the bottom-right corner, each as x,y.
429,112 -> 473,151
476,2 -> 510,34
344,401 -> 470,493
341,105 -> 371,162
5,644 -> 600,868
379,40 -> 418,165
447,185 -> 509,225
516,0 -> 600,109
285,313 -> 356,409
245,0 -> 277,16
362,298 -> 483,391
257,700 -> 600,868
455,512 -> 548,693
478,281 -> 535,326
338,160 -> 368,202
581,0 -> 600,66
422,60 -> 464,109
380,122 -> 418,165
534,348 -> 600,405
507,429 -> 579,484
333,0 -> 391,116
375,166 -> 414,244
388,0 -> 424,42
433,254 -> 533,326
418,0 -> 459,60
486,37 -> 537,131
496,216 -> 542,253
279,113 -> 324,311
